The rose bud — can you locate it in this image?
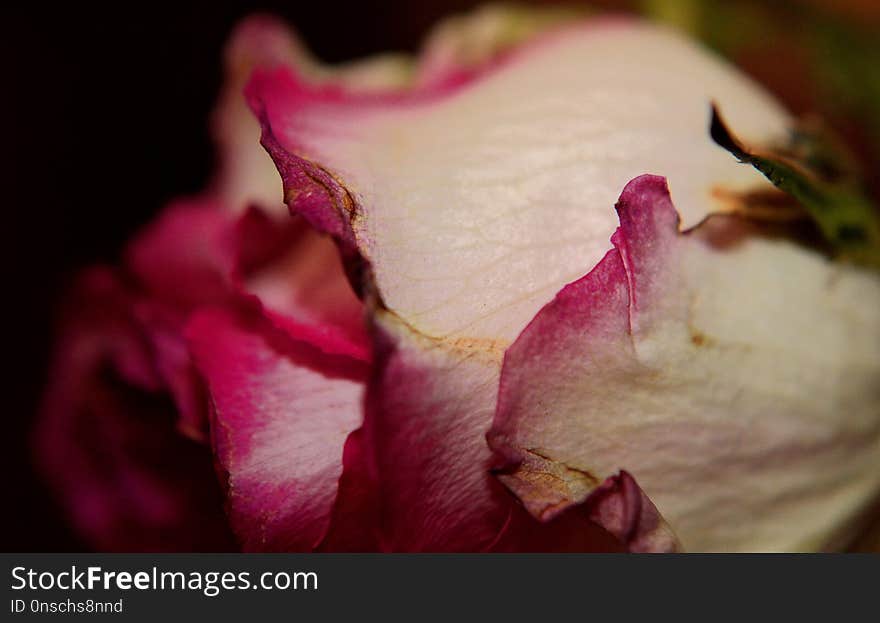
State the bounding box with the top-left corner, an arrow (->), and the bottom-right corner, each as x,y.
40,6 -> 880,551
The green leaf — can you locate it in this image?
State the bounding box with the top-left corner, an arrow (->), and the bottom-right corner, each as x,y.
710,104 -> 880,270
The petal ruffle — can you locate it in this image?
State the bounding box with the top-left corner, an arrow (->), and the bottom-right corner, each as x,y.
214,15 -> 415,217
186,306 -> 372,551
582,471 -> 680,553
489,174 -> 880,551
367,306 -> 672,551
241,210 -> 369,360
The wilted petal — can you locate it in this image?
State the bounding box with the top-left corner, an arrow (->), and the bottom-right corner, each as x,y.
487,471 -> 678,553
251,18 -> 793,550
316,429 -> 381,551
583,471 -> 680,553
186,306 -> 370,551
212,16 -> 313,216
36,269 -> 234,551
215,15 -> 414,217
414,3 -> 585,89
126,199 -> 236,310
489,175 -> 880,552
131,301 -> 209,439
250,20 -> 788,343
363,309 -> 510,550
366,304 -> 653,551
126,193 -> 366,428
241,210 -> 369,360
487,503 -> 622,553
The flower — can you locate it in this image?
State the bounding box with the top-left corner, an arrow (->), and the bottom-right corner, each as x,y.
38,6 -> 880,552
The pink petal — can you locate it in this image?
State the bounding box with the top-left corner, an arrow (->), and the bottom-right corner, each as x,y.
247,21 -> 789,347
131,301 -> 210,440
583,471 -> 680,553
488,247 -> 633,520
363,310 -> 511,551
211,15 -> 310,217
489,174 -> 880,551
366,304 -> 651,551
246,19 -> 793,551
186,306 -> 371,551
240,209 -> 369,361
213,14 -> 415,217
124,196 -> 367,436
126,198 -> 236,310
247,14 -> 879,550
129,196 -> 367,352
316,429 -> 381,551
487,473 -> 678,553
36,268 -> 234,551
488,503 -> 623,553
122,200 -> 255,438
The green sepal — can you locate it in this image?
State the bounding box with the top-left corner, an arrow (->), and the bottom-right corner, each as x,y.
711,105 -> 880,270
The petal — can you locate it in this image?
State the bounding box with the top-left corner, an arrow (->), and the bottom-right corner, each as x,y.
488,471 -> 678,553
127,196 -> 367,359
250,17 -> 798,550
131,301 -> 210,439
125,198 -> 235,310
488,504 -> 623,553
186,306 -> 371,551
241,209 -> 369,360
582,471 -> 680,553
414,4 -> 585,89
316,428 -> 381,551
363,308 -> 510,550
36,269 -> 234,551
212,16 -> 312,216
489,174 -> 880,552
214,15 -> 415,217
250,19 -> 790,344
367,306 -> 661,551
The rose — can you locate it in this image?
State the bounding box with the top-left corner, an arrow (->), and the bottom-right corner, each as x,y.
38,6 -> 880,552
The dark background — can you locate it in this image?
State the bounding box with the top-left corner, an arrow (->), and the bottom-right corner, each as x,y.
5,1 -> 879,551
